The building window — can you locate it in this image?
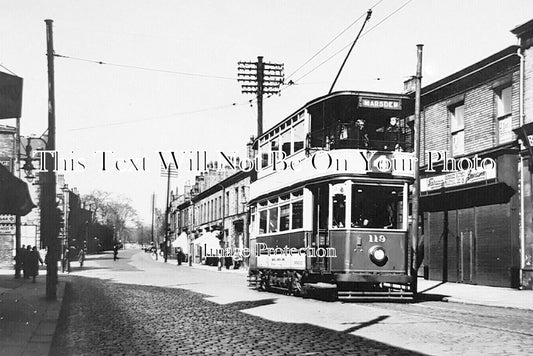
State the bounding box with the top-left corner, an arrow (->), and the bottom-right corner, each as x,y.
497,86 -> 512,144
450,104 -> 464,156
235,187 -> 239,214
225,191 -> 230,216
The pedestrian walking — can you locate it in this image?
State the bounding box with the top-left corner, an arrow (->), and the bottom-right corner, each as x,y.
27,246 -> 44,283
23,245 -> 31,279
78,248 -> 86,268
113,244 -> 119,261
176,247 -> 185,266
14,244 -> 25,278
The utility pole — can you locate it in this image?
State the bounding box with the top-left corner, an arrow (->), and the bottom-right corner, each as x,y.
44,19 -> 58,300
238,57 -> 284,137
164,166 -> 171,262
411,44 -> 423,296
15,117 -> 21,278
151,193 -> 157,260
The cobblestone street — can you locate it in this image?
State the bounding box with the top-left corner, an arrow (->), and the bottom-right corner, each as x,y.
49,250 -> 533,355
51,277 -> 421,356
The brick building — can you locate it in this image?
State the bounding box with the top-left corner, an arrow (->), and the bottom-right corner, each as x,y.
0,125 -> 16,264
418,19 -> 533,289
172,167 -> 251,268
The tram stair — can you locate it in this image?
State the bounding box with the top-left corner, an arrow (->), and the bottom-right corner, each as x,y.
337,283 -> 414,301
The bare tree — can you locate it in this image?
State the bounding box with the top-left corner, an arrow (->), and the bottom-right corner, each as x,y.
82,191 -> 138,244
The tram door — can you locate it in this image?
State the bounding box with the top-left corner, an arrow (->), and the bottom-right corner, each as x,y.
311,184 -> 329,271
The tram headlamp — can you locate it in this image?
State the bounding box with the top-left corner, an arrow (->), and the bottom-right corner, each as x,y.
369,246 -> 388,266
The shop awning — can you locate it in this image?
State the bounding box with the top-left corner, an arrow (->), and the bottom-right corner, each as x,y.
0,163 -> 35,216
420,182 -> 515,212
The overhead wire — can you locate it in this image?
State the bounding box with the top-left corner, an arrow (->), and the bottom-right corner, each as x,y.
54,53 -> 237,81
286,0 -> 384,81
0,63 -> 18,76
66,101 -> 250,131
59,0 -> 412,131
293,0 -> 414,84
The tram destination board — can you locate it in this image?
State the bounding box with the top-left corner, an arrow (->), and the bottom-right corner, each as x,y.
358,96 -> 402,110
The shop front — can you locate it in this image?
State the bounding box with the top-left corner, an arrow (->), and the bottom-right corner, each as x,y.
420,153 -> 521,288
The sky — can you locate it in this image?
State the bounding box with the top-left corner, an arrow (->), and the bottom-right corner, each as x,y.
1,0 -> 533,223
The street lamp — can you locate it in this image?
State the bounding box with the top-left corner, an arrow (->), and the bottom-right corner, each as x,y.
19,136 -> 47,182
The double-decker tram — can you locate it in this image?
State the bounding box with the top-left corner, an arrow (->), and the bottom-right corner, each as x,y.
248,91 -> 417,300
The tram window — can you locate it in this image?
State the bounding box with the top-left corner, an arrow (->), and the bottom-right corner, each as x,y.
260,141 -> 270,168
280,204 -> 290,231
351,185 -> 402,229
293,121 -> 305,152
332,194 -> 346,228
251,214 -> 256,235
281,129 -> 291,157
271,137 -> 280,152
268,207 -> 278,233
292,200 -> 303,229
259,210 -> 267,234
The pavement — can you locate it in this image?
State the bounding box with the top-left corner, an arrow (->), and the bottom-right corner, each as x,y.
1,252 -> 532,355
185,259 -> 533,310
0,265 -> 66,356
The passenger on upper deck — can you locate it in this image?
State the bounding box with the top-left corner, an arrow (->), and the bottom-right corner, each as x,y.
383,117 -> 403,151
354,119 -> 370,149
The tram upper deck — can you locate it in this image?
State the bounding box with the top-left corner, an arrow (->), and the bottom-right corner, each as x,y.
250,91 -> 415,203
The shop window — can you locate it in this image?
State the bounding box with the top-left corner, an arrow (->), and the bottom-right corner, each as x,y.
292,200 -> 303,229
280,204 -> 290,231
268,207 -> 278,233
497,86 -> 512,143
450,104 -> 464,156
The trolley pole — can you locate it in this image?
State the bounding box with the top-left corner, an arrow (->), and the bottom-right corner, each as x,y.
411,44 -> 423,295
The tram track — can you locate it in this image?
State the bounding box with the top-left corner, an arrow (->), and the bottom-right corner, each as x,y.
359,301 -> 533,337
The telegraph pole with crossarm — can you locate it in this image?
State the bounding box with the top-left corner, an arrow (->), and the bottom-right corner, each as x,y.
238,57 -> 284,137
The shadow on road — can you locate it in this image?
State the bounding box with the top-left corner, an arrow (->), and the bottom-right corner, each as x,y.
51,276 -> 426,356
